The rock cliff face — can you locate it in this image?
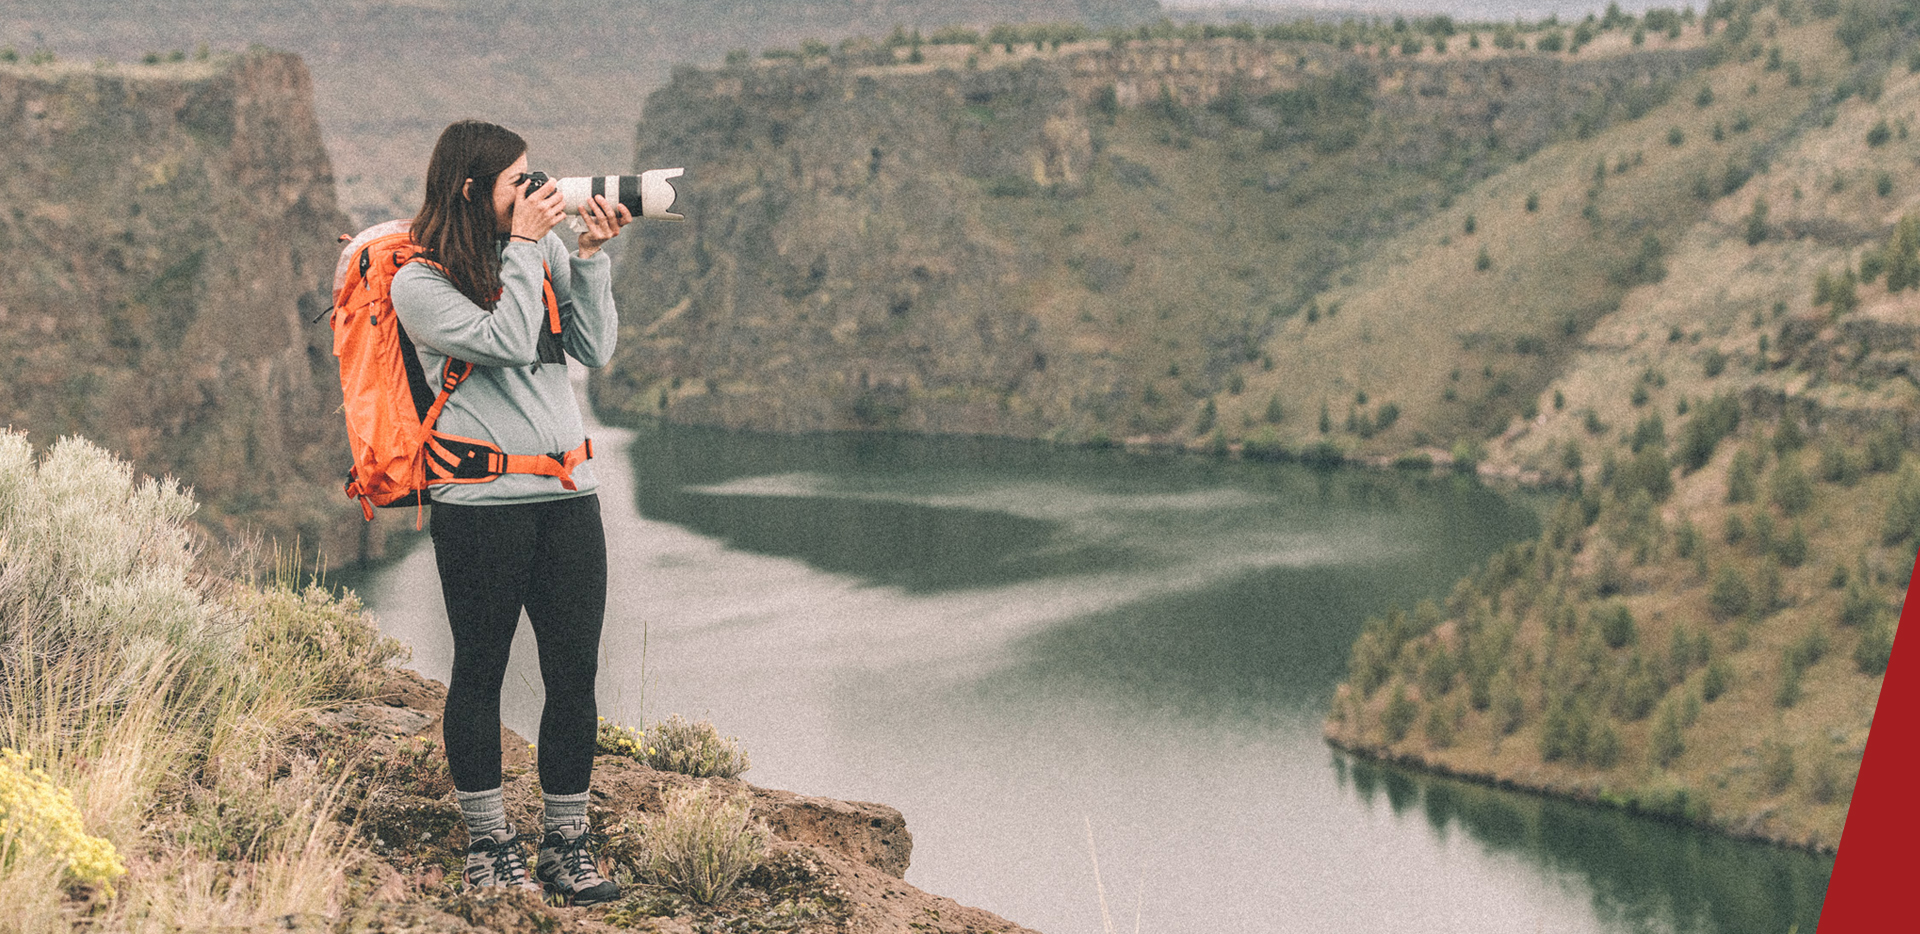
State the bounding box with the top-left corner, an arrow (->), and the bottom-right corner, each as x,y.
598,38 -> 1707,439
0,51 -> 361,562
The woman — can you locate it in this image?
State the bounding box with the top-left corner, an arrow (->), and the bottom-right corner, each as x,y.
391,119 -> 630,902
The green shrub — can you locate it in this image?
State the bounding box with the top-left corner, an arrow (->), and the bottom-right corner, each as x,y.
1669,624 -> 1709,675
1886,215 -> 1920,292
1681,390 -> 1743,470
1382,684 -> 1418,742
1786,629 -> 1830,673
1709,566 -> 1753,620
1855,617 -> 1895,675
1491,670 -> 1525,734
1774,662 -> 1804,707
1651,701 -> 1686,766
1726,448 -> 1759,502
1702,658 -> 1733,701
1819,443 -> 1864,485
1770,459 -> 1813,514
1616,446 -> 1674,500
635,785 -> 772,905
1539,697 -> 1590,762
1613,662 -> 1661,720
1840,579 -> 1884,627
1724,512 -> 1747,545
1630,414 -> 1667,453
1867,426 -> 1905,473
1744,198 -> 1768,245
1420,645 -> 1457,697
1347,632 -> 1393,698
1776,522 -> 1809,567
1593,602 -> 1637,649
1868,119 -> 1892,147
1242,427 -> 1288,462
1675,520 -> 1701,558
1882,467 -> 1920,544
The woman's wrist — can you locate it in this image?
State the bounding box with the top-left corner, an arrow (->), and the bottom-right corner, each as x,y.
509,233 -> 540,245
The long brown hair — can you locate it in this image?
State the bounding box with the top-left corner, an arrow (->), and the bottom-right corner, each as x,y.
410,120 -> 526,309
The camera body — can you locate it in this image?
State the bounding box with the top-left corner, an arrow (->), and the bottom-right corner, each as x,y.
522,168 -> 685,221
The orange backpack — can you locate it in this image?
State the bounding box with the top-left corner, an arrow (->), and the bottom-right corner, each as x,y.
329,219 -> 591,524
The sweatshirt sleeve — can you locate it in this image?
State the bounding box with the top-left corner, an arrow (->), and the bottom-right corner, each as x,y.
549,236 -> 619,368
391,241 -> 554,368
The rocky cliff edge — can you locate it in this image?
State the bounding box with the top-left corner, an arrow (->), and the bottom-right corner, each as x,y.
304,668 -> 1037,934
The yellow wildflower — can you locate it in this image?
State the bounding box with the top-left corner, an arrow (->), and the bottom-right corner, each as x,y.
0,748 -> 127,897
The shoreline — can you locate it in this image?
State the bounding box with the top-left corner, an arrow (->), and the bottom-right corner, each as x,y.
1322,729 -> 1842,857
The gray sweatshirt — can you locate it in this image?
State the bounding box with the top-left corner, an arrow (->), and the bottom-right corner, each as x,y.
390,232 -> 617,506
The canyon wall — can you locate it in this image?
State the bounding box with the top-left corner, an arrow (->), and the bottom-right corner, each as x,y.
0,51 -> 364,563
599,37 -> 1708,441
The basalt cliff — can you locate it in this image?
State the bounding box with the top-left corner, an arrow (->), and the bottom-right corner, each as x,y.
598,33 -> 1710,441
0,51 -> 364,564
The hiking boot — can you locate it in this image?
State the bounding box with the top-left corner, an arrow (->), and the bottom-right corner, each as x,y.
463,825 -> 542,893
536,825 -> 621,905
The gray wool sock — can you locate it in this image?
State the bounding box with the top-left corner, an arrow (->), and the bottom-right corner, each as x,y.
543,790 -> 591,837
456,786 -> 508,842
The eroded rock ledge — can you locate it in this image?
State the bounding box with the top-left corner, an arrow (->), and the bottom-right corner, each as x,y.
310,668 -> 1034,934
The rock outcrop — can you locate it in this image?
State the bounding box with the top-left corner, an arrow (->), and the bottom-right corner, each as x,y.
0,51 -> 364,564
322,668 -> 1038,934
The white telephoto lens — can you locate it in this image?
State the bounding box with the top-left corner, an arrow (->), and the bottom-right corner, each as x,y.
552,170 -> 685,221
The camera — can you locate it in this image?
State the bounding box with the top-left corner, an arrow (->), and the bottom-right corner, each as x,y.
521,169 -> 685,221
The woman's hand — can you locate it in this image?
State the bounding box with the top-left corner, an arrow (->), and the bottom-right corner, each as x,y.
510,178 -> 566,244
576,195 -> 634,259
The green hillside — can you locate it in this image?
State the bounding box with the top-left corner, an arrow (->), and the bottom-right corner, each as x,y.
1324,3 -> 1919,850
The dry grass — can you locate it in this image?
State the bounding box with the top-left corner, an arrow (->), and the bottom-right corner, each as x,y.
1232,13 -> 1841,460
633,785 -> 771,906
0,431 -> 405,931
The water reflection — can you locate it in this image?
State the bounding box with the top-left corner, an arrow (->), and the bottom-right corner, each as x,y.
1336,755 -> 1831,934
361,422 -> 1834,934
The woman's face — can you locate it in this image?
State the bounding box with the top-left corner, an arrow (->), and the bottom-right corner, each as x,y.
486,152 -> 530,233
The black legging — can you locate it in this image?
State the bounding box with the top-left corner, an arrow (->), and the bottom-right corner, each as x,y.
430,494 -> 607,795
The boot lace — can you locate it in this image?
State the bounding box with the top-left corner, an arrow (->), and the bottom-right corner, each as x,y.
552,830 -> 609,886
468,831 -> 533,887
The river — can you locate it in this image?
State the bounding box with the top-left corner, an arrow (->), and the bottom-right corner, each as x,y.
358,419 -> 1832,934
